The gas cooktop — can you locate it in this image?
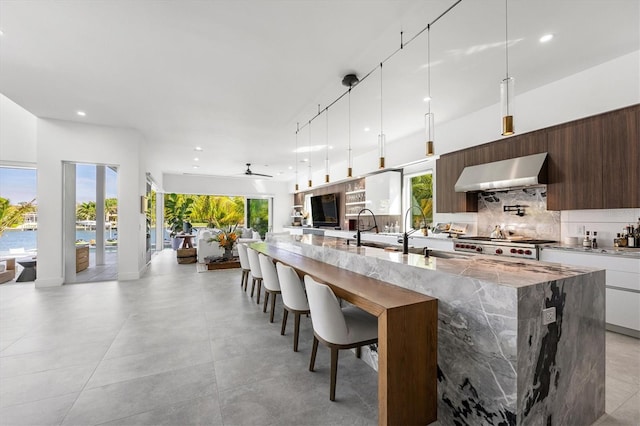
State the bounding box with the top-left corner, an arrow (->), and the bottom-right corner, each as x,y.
453,237 -> 557,259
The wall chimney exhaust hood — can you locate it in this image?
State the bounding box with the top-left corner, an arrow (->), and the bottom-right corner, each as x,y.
454,152 -> 548,192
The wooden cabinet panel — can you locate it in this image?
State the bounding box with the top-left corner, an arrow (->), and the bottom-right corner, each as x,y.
436,151 -> 477,213
465,130 -> 547,166
547,118 -> 604,210
601,105 -> 640,208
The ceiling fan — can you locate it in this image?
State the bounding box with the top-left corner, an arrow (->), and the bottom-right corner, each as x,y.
244,163 -> 272,178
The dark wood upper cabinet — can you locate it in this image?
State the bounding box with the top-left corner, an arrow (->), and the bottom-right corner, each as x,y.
547,116 -> 604,210
601,105 -> 639,208
465,130 -> 547,166
436,151 -> 477,213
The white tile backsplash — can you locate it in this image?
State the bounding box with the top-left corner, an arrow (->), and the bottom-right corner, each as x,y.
560,208 -> 640,248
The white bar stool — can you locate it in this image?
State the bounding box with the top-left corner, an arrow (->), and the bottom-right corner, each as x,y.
258,253 -> 281,323
276,262 -> 310,352
304,275 -> 378,401
237,243 -> 251,291
246,247 -> 263,304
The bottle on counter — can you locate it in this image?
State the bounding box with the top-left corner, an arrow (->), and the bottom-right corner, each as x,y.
628,225 -> 636,248
394,221 -> 400,233
614,233 -> 620,248
591,231 -> 598,249
582,231 -> 592,248
618,229 -> 628,247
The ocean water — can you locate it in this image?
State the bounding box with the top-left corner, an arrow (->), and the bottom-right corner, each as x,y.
0,228 -> 161,255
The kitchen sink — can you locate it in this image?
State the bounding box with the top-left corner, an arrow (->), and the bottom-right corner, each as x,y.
357,241 -> 472,259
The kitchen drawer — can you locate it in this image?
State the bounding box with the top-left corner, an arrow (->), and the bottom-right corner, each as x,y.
606,288 -> 640,332
607,270 -> 640,292
539,248 -> 640,273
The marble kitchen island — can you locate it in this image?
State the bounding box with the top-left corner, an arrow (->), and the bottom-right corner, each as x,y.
262,234 -> 606,426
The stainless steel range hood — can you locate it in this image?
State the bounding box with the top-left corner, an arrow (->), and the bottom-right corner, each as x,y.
454,152 -> 548,192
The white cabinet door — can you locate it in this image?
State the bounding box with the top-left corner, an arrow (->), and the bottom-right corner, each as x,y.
365,171 -> 401,215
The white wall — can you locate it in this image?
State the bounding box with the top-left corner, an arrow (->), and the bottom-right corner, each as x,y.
162,173 -> 291,232
0,94 -> 37,166
36,119 -> 147,286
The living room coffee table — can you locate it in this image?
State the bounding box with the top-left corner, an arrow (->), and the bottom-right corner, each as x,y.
206,257 -> 240,270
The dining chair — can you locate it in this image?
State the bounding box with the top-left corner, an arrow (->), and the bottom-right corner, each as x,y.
258,253 -> 281,323
246,247 -> 263,304
304,275 -> 378,401
276,262 -> 310,352
237,243 -> 251,291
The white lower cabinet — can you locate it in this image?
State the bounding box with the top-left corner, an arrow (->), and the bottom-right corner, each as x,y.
539,248 -> 640,336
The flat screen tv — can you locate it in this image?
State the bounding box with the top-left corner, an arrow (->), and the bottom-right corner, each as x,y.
310,193 -> 339,228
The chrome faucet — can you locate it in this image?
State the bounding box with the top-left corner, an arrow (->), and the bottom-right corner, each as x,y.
356,208 -> 379,247
402,206 -> 428,254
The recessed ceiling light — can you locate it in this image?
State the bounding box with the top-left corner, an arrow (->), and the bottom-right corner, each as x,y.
364,127 -> 370,132
193,157 -> 199,161
302,158 -> 309,162
539,34 -> 554,43
288,166 -> 293,170
76,111 -> 86,117
0,30 -> 4,36
423,96 -> 432,102
193,165 -> 199,169
194,146 -> 203,151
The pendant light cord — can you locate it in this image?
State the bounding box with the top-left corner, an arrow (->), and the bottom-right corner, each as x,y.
295,0 -> 462,134
427,24 -> 431,114
380,62 -> 383,134
348,88 -> 352,167
505,0 -> 509,80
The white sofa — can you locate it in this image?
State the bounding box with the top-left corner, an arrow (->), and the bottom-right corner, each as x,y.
197,230 -> 224,263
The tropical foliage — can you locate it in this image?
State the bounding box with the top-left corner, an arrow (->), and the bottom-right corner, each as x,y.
411,173 -> 433,227
75,198 -> 118,221
164,193 -> 194,236
248,199 -> 268,237
0,197 -> 36,236
190,195 -> 244,229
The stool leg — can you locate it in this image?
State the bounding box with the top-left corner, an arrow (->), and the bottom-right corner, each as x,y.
263,291 -> 269,313
244,271 -> 249,291
293,313 -> 301,352
281,309 -> 288,335
256,280 -> 262,304
269,293 -> 277,323
356,346 -> 361,358
250,278 -> 256,297
309,336 -> 319,372
330,348 -> 339,401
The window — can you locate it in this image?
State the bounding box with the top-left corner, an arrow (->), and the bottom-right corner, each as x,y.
408,172 -> 433,228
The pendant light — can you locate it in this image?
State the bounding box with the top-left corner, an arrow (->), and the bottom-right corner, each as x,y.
325,108 -> 330,183
378,63 -> 386,168
347,88 -> 353,178
295,123 -> 299,191
425,24 -> 435,157
307,120 -> 312,187
501,0 -> 515,136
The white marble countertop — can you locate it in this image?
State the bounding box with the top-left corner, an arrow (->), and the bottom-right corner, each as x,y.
274,234 -> 601,288
541,243 -> 640,259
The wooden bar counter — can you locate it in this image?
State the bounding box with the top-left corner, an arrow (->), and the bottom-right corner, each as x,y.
252,242 -> 438,426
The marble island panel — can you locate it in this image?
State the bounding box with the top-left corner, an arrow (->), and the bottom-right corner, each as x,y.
264,233 -> 605,426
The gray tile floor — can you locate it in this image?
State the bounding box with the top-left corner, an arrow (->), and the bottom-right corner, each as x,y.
0,249 -> 638,425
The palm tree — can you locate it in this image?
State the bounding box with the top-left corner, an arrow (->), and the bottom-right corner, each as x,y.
76,201 -> 97,220
191,195 -> 244,229
164,193 -> 194,235
0,197 -> 36,236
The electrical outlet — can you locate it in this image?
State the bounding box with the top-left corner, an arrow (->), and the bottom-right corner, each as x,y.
542,307 -> 556,325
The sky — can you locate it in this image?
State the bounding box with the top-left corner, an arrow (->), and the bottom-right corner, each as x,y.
0,165 -> 118,204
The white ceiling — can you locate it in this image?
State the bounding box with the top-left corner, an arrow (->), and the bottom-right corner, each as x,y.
1,0 -> 638,181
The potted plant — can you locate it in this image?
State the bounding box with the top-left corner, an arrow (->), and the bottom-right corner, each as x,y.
209,224 -> 239,259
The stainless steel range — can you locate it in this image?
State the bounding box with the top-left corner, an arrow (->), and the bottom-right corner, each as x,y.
453,236 -> 556,260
